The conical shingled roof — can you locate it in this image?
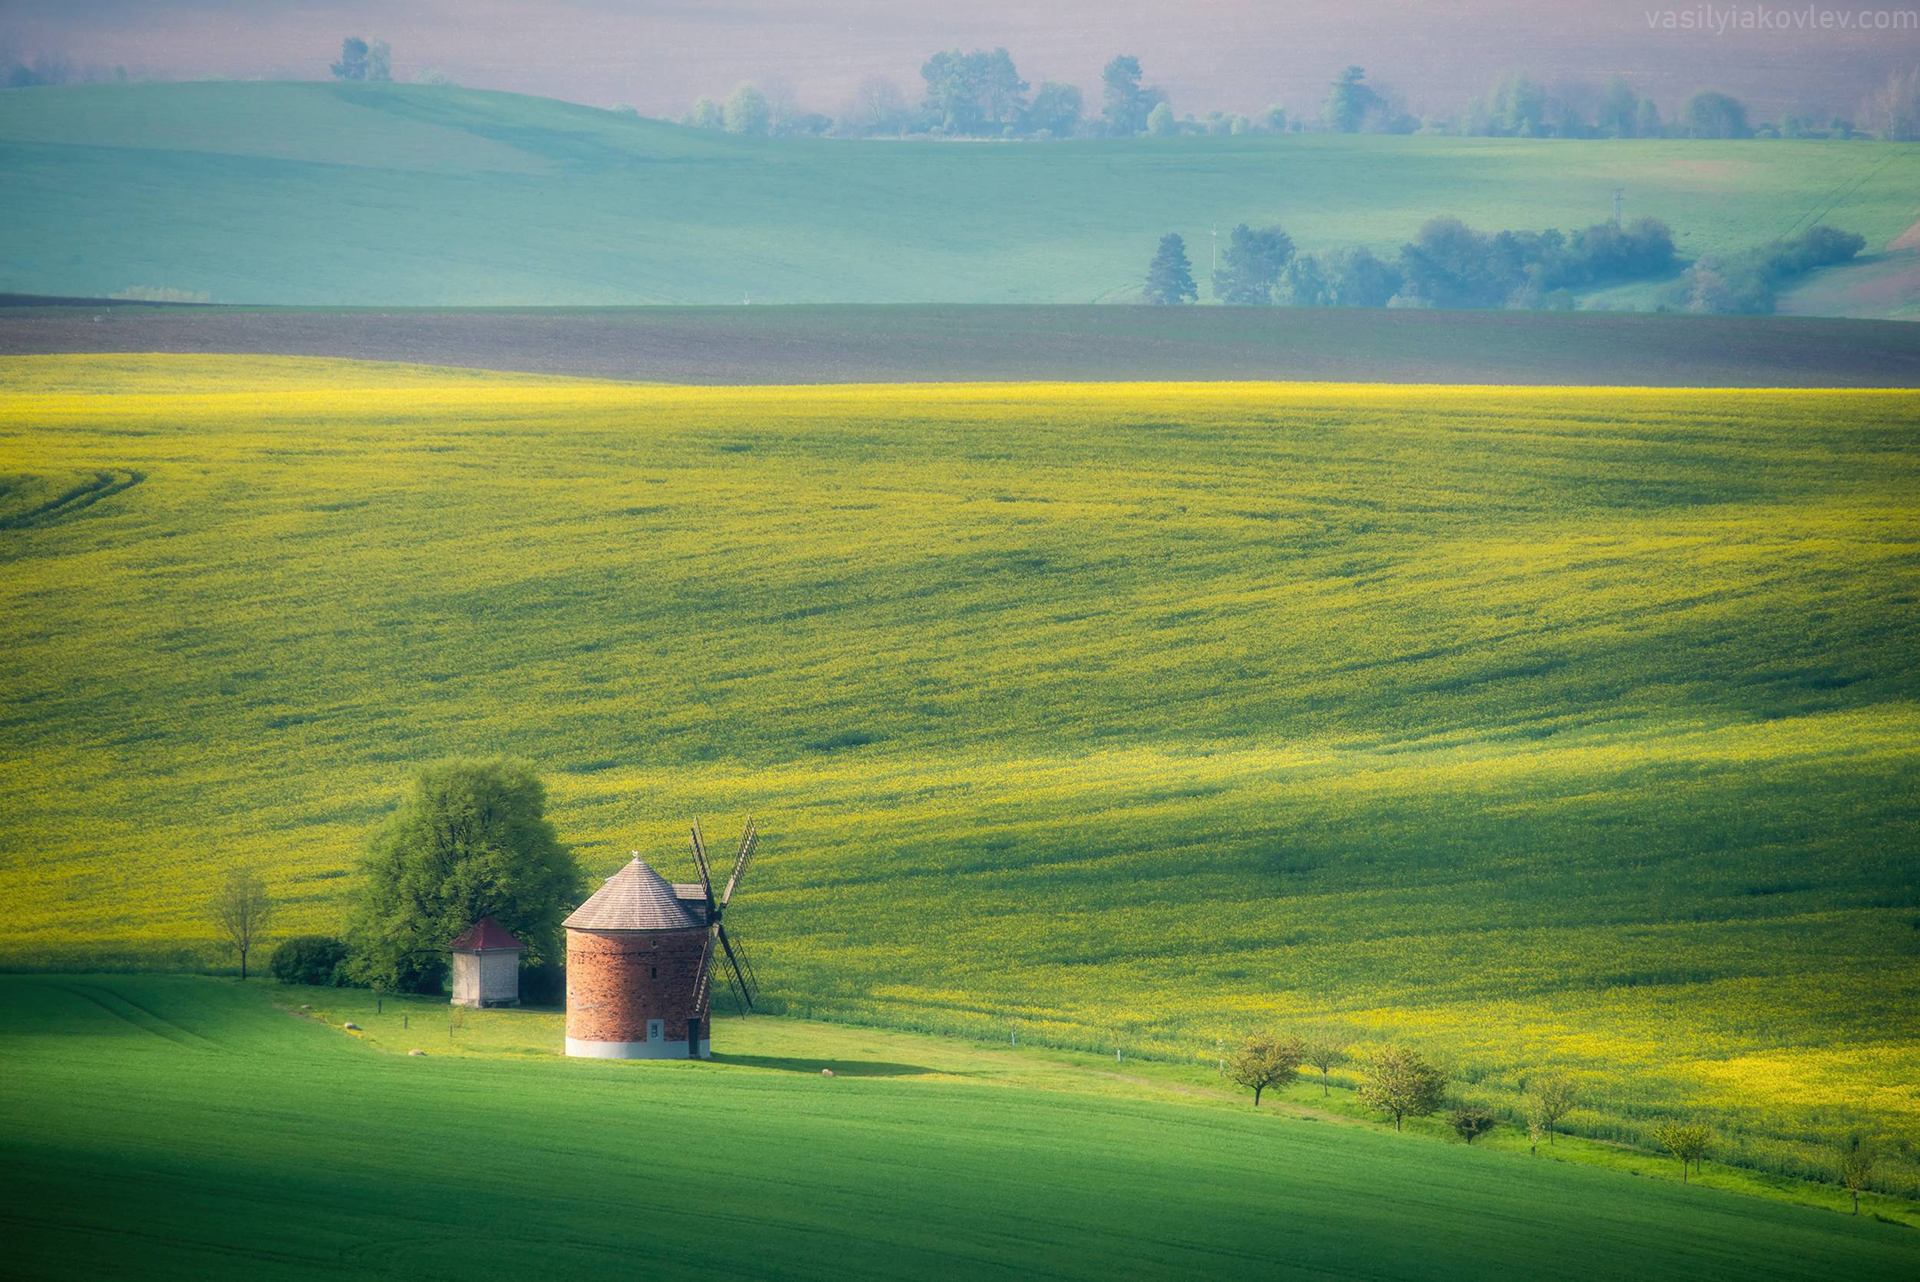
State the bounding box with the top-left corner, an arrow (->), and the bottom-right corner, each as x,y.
564,857 -> 706,932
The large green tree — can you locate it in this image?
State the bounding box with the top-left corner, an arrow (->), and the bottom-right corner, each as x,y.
1102,55 -> 1150,135
348,759 -> 582,993
1212,223 -> 1295,305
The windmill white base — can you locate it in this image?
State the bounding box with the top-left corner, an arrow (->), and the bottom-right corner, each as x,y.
565,1035 -> 711,1060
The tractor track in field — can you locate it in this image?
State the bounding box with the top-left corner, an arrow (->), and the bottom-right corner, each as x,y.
49,981 -> 212,1048
0,469 -> 144,532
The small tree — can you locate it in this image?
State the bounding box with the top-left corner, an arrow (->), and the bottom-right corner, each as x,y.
1145,102 -> 1176,136
1837,1137 -> 1874,1214
683,97 -> 725,130
1527,1072 -> 1578,1145
1143,234 -> 1197,305
1301,1037 -> 1348,1095
365,40 -> 392,84
1635,97 -> 1663,139
1862,67 -> 1920,141
1025,81 -> 1082,137
1358,1045 -> 1446,1130
1683,90 -> 1750,139
724,83 -> 771,136
1525,1115 -> 1545,1156
1651,1120 -> 1712,1183
331,37 -> 369,82
1323,65 -> 1382,133
1227,1030 -> 1304,1106
1449,1105 -> 1496,1145
213,867 -> 274,980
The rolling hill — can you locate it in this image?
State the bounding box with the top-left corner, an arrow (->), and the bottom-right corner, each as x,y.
3,975 -> 1915,1279
2,355 -> 1915,1198
0,80 -> 1916,309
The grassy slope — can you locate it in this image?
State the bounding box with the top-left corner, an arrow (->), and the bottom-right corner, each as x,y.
295,982 -> 1920,1228
0,81 -> 1916,306
1,355 -> 1915,1192
2,975 -> 1915,1280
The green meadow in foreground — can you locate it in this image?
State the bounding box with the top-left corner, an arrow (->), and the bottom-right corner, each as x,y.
1,81 -> 1916,307
1,356 -> 1915,1198
2,975 -> 1915,1279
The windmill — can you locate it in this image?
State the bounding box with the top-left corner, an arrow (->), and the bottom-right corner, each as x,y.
687,817 -> 760,1013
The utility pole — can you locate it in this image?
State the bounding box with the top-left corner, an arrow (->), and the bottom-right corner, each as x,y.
1211,224 -> 1218,273
1611,187 -> 1623,226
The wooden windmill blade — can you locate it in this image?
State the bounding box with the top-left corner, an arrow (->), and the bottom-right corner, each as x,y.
690,928 -> 716,1014
717,922 -> 755,1011
719,818 -> 757,908
688,818 -> 714,904
730,929 -> 760,993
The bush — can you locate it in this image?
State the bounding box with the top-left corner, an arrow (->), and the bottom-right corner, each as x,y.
1665,224 -> 1866,314
270,935 -> 349,986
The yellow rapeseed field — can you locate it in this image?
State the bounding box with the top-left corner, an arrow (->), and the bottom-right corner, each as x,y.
2,355 -> 1915,1191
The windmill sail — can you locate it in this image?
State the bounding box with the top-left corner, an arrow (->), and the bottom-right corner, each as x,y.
721,819 -> 757,907
683,816 -> 761,1016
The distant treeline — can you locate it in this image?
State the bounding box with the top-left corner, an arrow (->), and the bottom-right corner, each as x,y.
6,36 -> 1914,143
1143,219 -> 1865,315
675,54 -> 1920,142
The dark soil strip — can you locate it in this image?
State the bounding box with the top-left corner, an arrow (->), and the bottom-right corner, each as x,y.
2,303 -> 1915,388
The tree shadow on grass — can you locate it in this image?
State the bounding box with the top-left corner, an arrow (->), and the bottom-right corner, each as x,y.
709,1053 -> 949,1077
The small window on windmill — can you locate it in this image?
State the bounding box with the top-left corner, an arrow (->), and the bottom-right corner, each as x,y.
647,1019 -> 663,1043
650,965 -> 657,980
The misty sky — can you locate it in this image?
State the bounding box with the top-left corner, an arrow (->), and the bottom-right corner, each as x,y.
5,0 -> 1914,120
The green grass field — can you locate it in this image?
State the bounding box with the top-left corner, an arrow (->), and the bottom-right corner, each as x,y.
2,355 -> 1915,1200
3,975 -> 1915,1279
1,81 -> 1916,307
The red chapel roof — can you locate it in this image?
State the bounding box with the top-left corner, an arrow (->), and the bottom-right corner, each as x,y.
450,916 -> 525,952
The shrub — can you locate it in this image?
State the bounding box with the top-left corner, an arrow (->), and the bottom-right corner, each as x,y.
1665,224 -> 1867,314
1449,1105 -> 1497,1144
271,935 -> 349,986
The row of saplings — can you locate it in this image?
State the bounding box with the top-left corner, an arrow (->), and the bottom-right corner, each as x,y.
1225,1031 -> 1880,1213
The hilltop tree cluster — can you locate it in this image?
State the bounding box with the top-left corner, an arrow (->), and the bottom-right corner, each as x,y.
1144,214 -> 1686,311
1145,213 -> 1868,314
329,36 -> 392,83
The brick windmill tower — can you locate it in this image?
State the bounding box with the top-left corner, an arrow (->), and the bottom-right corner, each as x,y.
563,819 -> 759,1060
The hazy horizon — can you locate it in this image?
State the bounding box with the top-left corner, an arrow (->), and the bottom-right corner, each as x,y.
6,0 -> 1916,122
